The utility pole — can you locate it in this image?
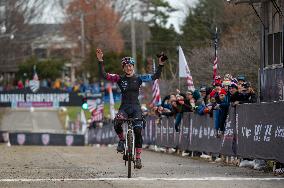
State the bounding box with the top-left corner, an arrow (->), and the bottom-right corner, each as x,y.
80,13 -> 85,59
131,10 -> 137,73
78,12 -> 86,84
142,18 -> 146,66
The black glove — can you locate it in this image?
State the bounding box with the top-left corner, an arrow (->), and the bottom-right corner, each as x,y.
156,52 -> 168,62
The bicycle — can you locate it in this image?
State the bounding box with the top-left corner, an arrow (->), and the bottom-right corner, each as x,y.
118,117 -> 145,178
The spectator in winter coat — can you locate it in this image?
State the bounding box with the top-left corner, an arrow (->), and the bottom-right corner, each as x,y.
185,90 -> 196,110
200,86 -> 209,105
228,83 -> 241,106
214,88 -> 229,137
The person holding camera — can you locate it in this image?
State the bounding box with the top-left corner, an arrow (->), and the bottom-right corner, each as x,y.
96,48 -> 167,169
239,82 -> 257,103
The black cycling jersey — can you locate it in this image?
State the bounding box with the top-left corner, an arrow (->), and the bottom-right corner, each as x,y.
98,61 -> 163,105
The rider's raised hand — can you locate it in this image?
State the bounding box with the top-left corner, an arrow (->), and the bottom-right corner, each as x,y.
96,48 -> 103,61
157,52 -> 168,65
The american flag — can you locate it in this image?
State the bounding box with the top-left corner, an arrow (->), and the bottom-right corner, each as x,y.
29,65 -> 39,92
33,71 -> 38,81
91,104 -> 104,122
186,67 -> 195,91
87,100 -> 97,112
150,79 -> 161,106
213,27 -> 218,80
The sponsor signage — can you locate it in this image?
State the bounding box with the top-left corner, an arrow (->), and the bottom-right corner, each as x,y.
0,87 -> 100,107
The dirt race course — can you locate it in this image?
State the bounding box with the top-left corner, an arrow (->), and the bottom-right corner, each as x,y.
0,145 -> 283,188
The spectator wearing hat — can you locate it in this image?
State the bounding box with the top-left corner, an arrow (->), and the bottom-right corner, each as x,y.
203,91 -> 217,116
222,74 -> 232,91
17,80 -> 24,89
185,90 -> 196,110
200,85 -> 210,105
237,74 -> 246,86
192,89 -> 206,115
228,83 -> 241,106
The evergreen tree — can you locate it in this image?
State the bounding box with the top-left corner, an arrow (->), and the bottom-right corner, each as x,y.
181,0 -> 224,48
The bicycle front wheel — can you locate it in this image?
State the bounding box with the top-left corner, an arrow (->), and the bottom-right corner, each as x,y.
127,130 -> 133,178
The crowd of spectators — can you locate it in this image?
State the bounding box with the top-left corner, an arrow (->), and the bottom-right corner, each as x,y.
0,76 -> 102,94
150,74 -> 257,137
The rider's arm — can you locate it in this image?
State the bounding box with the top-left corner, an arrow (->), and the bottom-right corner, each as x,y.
138,64 -> 164,82
98,61 -> 120,82
96,48 -> 120,82
139,54 -> 166,82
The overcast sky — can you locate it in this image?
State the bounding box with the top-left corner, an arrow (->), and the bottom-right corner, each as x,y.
166,0 -> 197,33
35,0 -> 198,33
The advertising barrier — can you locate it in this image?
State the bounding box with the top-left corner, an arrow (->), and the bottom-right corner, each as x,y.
87,102 -> 284,163
0,131 -> 9,143
9,132 -> 85,146
237,102 -> 284,163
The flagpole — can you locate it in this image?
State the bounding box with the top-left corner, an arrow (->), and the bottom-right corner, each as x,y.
213,26 -> 218,81
178,46 -> 180,90
178,76 -> 180,91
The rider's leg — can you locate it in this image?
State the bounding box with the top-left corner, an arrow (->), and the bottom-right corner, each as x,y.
114,120 -> 124,140
133,126 -> 143,169
114,111 -> 128,152
114,111 -> 128,140
133,126 -> 143,159
131,105 -> 143,169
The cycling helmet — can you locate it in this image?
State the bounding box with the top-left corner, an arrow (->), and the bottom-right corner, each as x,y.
121,57 -> 135,67
237,74 -> 246,81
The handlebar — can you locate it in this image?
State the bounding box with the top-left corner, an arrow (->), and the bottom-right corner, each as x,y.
119,118 -> 144,123
113,117 -> 146,127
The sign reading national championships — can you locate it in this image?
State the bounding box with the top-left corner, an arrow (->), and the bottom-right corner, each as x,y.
0,87 -> 94,107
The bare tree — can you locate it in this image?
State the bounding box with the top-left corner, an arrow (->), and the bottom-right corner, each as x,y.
64,0 -> 124,54
0,0 -> 54,81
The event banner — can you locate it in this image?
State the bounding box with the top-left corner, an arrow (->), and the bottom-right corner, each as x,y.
0,87 -> 103,107
236,102 -> 284,163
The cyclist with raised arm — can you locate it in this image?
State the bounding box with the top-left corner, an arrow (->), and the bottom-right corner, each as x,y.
96,48 -> 166,169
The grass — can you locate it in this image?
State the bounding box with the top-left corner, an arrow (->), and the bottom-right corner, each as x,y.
103,103 -> 121,119
62,103 -> 121,122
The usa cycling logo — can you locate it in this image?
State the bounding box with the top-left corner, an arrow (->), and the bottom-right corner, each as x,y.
121,80 -> 127,91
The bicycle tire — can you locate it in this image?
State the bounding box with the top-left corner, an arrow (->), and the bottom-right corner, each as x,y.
127,130 -> 133,178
